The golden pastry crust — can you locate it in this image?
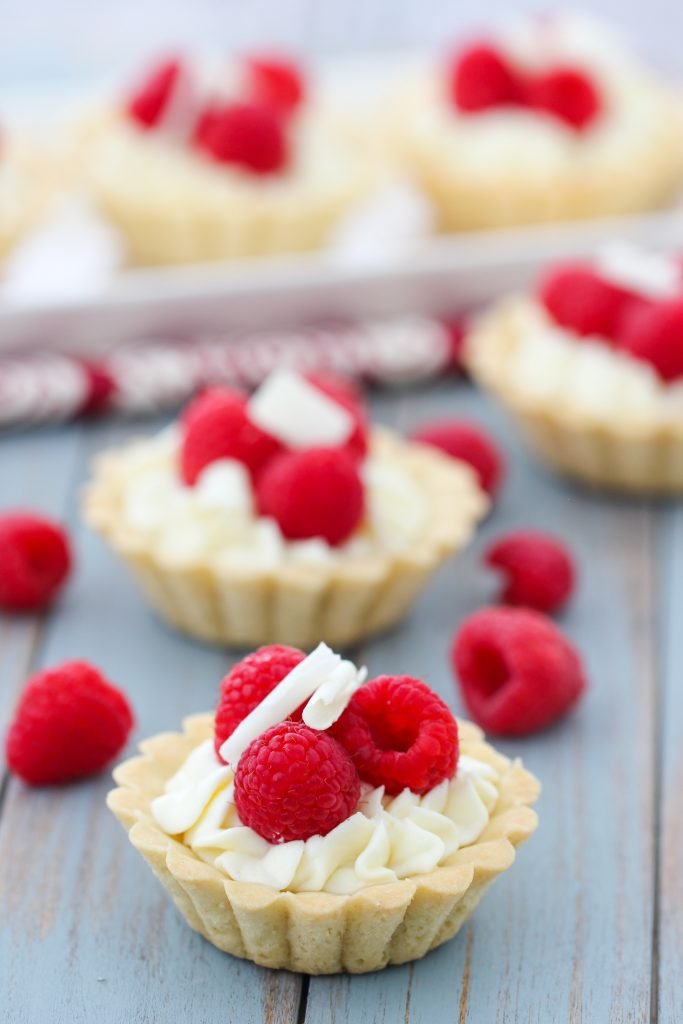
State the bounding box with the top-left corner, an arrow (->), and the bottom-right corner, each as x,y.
107,713 -> 539,974
83,428 -> 488,648
467,297 -> 683,493
79,111 -> 376,265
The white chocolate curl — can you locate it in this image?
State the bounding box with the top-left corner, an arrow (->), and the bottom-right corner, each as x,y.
247,369 -> 354,449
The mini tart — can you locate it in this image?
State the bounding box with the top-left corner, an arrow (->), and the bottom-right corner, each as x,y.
80,109 -> 374,265
391,63 -> 683,232
107,712 -> 539,974
467,297 -> 683,493
83,429 -> 487,648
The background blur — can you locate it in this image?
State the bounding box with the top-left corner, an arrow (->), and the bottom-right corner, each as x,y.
1,0 -> 682,89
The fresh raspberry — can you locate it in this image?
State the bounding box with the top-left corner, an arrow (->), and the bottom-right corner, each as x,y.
527,66 -> 601,132
305,371 -> 369,460
234,721 -> 360,843
617,298 -> 683,383
78,360 -> 117,417
538,263 -> 635,340
0,513 -> 72,612
452,607 -> 587,735
485,530 -> 576,614
243,55 -> 305,114
5,660 -> 134,785
448,43 -> 525,112
214,644 -> 305,760
410,419 -> 504,498
180,386 -> 283,485
256,447 -> 364,546
331,675 -> 459,796
126,57 -> 182,130
193,101 -> 288,174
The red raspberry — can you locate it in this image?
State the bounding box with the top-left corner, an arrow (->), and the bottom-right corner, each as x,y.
214,644 -> 305,760
0,513 -> 72,612
243,55 -> 305,114
331,675 -> 459,796
448,43 -> 525,113
234,721 -> 361,843
527,66 -> 601,132
617,298 -> 683,383
410,419 -> 504,498
485,529 -> 576,614
5,660 -> 134,785
193,101 -> 288,174
305,371 -> 369,460
180,386 -> 283,485
440,316 -> 469,372
256,447 -> 364,546
126,57 -> 182,130
538,263 -> 635,340
451,607 -> 587,735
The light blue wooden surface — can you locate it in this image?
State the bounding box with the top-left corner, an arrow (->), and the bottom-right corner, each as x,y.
0,381 -> 678,1023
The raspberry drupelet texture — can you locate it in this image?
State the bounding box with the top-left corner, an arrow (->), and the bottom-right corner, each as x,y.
538,263 -> 636,340
234,721 -> 361,843
0,513 -> 72,612
6,660 -> 134,785
256,446 -> 365,546
331,675 -> 459,795
452,607 -> 587,735
193,101 -> 288,174
180,386 -> 283,485
214,644 -> 306,760
410,419 -> 504,498
485,530 -> 576,614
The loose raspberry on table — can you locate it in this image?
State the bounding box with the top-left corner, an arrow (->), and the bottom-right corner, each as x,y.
193,101 -> 288,174
243,55 -> 306,114
527,66 -> 601,131
617,297 -> 683,383
451,607 -> 587,735
180,386 -> 283,485
485,529 -> 576,614
5,660 -> 134,785
234,721 -> 361,843
538,263 -> 635,340
0,513 -> 72,612
331,675 -> 459,795
214,644 -> 306,760
305,371 -> 369,460
410,418 -> 504,498
126,57 -> 182,130
256,446 -> 364,546
448,43 -> 525,112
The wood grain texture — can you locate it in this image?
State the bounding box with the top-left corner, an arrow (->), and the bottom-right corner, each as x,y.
0,382 -> 674,1023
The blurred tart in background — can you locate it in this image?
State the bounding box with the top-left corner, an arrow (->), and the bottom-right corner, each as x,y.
79,54 -> 375,265
391,14 -> 683,231
466,242 -> 683,493
0,134 -> 55,261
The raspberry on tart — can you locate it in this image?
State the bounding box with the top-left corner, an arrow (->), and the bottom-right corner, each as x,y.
527,66 -> 602,132
126,57 -> 183,130
617,297 -> 683,383
331,675 -> 459,795
193,101 -> 289,175
0,512 -> 72,612
214,644 -> 305,760
243,55 -> 306,115
538,263 -> 636,340
410,419 -> 504,498
448,43 -> 525,112
485,530 -> 576,614
452,607 -> 587,735
6,660 -> 134,785
256,447 -> 365,546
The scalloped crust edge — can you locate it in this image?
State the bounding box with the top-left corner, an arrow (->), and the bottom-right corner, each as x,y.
467,298 -> 683,494
82,429 -> 488,648
107,713 -> 539,974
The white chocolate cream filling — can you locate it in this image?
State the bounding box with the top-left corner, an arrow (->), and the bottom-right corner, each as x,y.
152,737 -> 498,894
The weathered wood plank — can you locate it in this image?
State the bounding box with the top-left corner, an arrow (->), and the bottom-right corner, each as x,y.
657,506 -> 683,1024
0,418 -> 302,1024
305,383 -> 658,1023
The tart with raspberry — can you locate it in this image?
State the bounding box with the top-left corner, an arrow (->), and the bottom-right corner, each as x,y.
79,53 -> 373,264
83,369 -> 487,647
391,14 -> 683,231
467,242 -> 683,492
107,643 -> 539,973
